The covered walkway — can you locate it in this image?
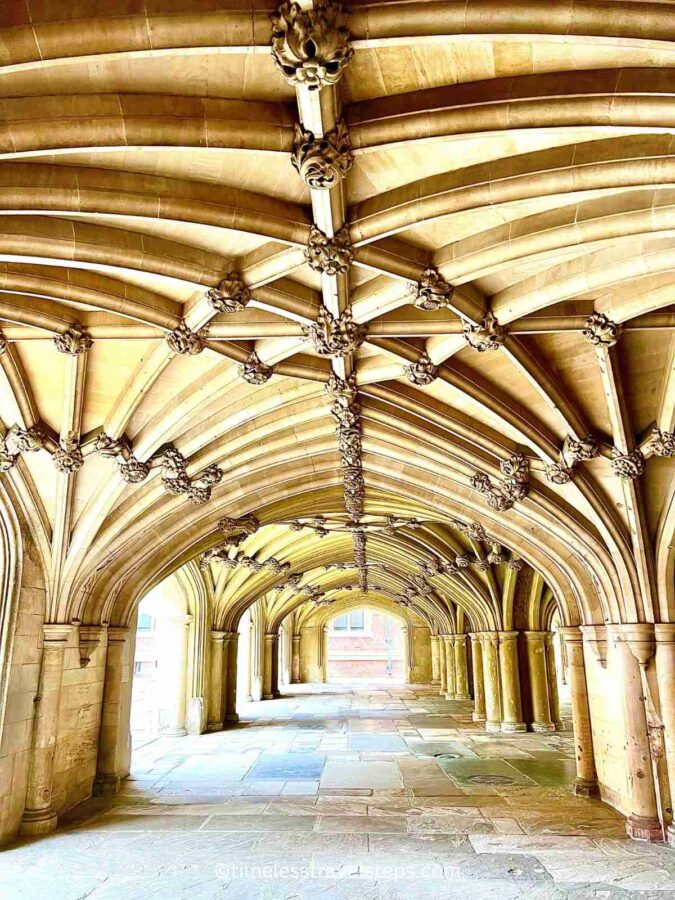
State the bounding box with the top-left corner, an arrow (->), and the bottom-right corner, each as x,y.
4,684 -> 671,899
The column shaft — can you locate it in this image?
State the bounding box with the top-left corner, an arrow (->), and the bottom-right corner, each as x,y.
499,631 -> 525,732
438,636 -> 447,695
525,631 -> 555,732
430,636 -> 440,684
225,632 -> 239,723
655,626 -> 675,846
481,633 -> 502,733
454,634 -> 470,700
94,626 -> 133,796
21,625 -> 73,835
291,634 -> 301,684
444,636 -> 456,699
263,634 -> 277,700
559,626 -> 598,797
206,631 -> 226,731
545,632 -> 563,729
470,634 -> 486,722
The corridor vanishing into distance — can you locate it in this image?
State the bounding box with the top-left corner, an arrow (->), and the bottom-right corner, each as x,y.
5,683 -> 675,899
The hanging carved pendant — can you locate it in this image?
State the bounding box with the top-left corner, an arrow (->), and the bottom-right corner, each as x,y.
305,225 -> 354,275
462,311 -> 505,352
404,352 -> 439,385
302,307 -> 365,357
239,352 -> 273,385
206,273 -> 251,314
291,122 -> 353,189
582,313 -> 620,347
408,268 -> 454,311
270,0 -> 353,90
53,324 -> 93,355
166,321 -> 205,355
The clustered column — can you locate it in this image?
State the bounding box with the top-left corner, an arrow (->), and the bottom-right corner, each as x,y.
94,626 -> 134,796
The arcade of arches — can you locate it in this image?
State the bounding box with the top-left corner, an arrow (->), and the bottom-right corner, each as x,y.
0,0 -> 675,888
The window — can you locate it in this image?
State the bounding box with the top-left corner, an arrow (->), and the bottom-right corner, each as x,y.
331,611 -> 366,632
137,613 -> 154,631
134,661 -> 142,674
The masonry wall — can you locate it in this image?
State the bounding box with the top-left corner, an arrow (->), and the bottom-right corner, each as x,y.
0,530 -> 45,846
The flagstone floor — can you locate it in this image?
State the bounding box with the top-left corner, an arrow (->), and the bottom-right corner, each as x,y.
3,683 -> 675,899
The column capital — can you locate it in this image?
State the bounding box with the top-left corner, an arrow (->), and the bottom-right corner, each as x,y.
106,625 -> 130,644
579,624 -> 608,667
655,624 -> 675,643
557,625 -> 583,644
498,630 -> 519,643
608,623 -> 655,666
468,632 -> 481,644
166,614 -> 193,628
523,630 -> 547,642
210,630 -> 227,643
43,623 -> 78,645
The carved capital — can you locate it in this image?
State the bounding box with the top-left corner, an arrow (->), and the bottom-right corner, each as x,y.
462,311 -> 504,352
507,556 -> 524,572
305,224 -> 354,275
610,448 -> 645,479
471,452 -> 530,511
582,312 -> 620,347
404,352 -> 438,385
54,323 -> 93,355
302,306 -> 365,357
53,433 -> 83,474
291,122 -> 353,189
408,268 -> 454,311
166,321 -> 205,355
5,423 -> 46,455
93,433 -> 126,458
487,542 -> 507,565
118,456 -> 150,484
650,428 -> 675,458
239,352 -> 273,385
206,273 -> 251,314
271,0 -> 353,90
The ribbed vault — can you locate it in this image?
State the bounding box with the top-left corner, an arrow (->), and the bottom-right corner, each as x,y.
0,0 -> 673,650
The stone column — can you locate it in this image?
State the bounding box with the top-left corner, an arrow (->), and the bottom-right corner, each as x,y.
444,636 -> 456,699
438,635 -> 448,695
430,635 -> 440,684
558,626 -> 599,798
291,634 -> 301,683
271,631 -> 281,698
481,633 -> 502,733
262,633 -> 277,700
470,634 -> 486,722
224,632 -> 239,723
160,614 -> 192,736
655,625 -> 675,846
498,631 -> 525,732
21,624 -> 74,835
610,625 -> 662,842
454,634 -> 470,700
524,631 -> 555,732
94,626 -> 134,796
545,632 -> 563,729
206,631 -> 226,731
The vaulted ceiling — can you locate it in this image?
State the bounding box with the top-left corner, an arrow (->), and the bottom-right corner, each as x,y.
0,0 -> 673,633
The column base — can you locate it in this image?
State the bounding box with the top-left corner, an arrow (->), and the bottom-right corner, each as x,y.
160,727 -> 187,737
531,722 -> 556,733
455,693 -> 471,701
502,722 -> 526,733
472,711 -> 486,722
20,807 -> 58,836
667,825 -> 675,847
262,693 -> 274,700
225,713 -> 239,723
626,814 -> 664,842
206,721 -> 224,732
93,774 -> 122,797
444,692 -> 455,700
486,721 -> 502,733
573,778 -> 600,799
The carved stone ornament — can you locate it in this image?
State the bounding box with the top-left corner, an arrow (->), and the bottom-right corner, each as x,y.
462,310 -> 505,352
404,352 -> 439,386
165,321 -> 205,355
303,306 -> 365,357
239,352 -> 273,385
305,224 -> 354,275
507,556 -> 524,571
0,445 -> 17,473
0,330 -> 7,355
291,122 -> 353,189
53,323 -> 93,355
455,553 -> 473,568
487,542 -> 508,565
449,517 -> 488,542
419,557 -> 444,578
270,0 -> 353,90
218,514 -> 260,537
273,573 -> 304,592
474,558 -> 490,572
650,428 -> 675,458
93,433 -> 126,458
337,425 -> 361,468
53,433 -> 83,474
5,423 -> 46,455
118,456 -> 150,484
582,312 -> 620,347
206,273 -> 252,314
409,268 -> 454,312
610,448 -> 645,479
161,446 -> 223,504
545,434 -> 599,485
470,452 -> 530,511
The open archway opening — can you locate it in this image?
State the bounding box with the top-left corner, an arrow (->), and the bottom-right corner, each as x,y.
324,608 -> 406,684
